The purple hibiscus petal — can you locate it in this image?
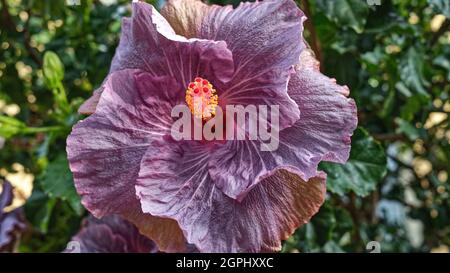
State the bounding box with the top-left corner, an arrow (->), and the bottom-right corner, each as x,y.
0,181 -> 27,252
79,2 -> 234,115
136,137 -> 326,253
0,211 -> 26,252
78,86 -> 104,115
160,0 -> 214,39
65,215 -> 157,253
209,49 -> 358,201
162,0 -> 305,130
0,181 -> 13,216
284,49 -> 358,164
67,69 -> 187,252
70,3 -> 238,251
67,69 -> 171,218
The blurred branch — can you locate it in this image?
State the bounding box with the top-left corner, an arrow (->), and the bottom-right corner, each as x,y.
0,0 -> 15,30
23,8 -> 42,66
370,191 -> 379,224
348,193 -> 363,249
431,18 -> 450,46
335,193 -> 364,250
297,0 -> 323,67
21,126 -> 65,134
373,133 -> 405,142
0,0 -> 42,66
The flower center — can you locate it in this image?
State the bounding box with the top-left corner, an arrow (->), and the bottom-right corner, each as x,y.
185,77 -> 218,120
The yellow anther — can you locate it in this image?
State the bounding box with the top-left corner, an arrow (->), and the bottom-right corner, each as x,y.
185,77 -> 218,120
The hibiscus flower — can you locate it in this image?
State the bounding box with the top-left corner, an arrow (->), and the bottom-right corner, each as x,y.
67,0 -> 357,253
64,214 -> 157,253
0,180 -> 27,252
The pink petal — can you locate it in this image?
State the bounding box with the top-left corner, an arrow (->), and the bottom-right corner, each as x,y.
208,50 -> 357,201
79,2 -> 234,114
163,0 -> 306,130
67,69 -> 187,252
67,215 -> 157,253
285,49 -> 358,164
136,137 -> 326,253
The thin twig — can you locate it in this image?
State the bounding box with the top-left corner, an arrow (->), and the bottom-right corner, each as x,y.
297,0 -> 323,67
431,18 -> 450,46
348,192 -> 363,249
0,0 -> 15,30
372,133 -> 405,142
23,8 -> 42,66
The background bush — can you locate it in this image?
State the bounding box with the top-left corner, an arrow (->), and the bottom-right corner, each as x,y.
0,0 -> 449,252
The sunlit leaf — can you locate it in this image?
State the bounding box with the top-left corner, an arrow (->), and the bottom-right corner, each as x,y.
399,48 -> 430,99
315,0 -> 369,33
40,154 -> 83,215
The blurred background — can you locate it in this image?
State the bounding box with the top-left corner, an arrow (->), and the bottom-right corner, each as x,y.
0,0 -> 448,253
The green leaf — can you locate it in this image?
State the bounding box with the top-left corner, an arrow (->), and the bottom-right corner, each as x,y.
433,55 -> 450,81
334,208 -> 354,234
323,241 -> 345,253
43,51 -> 64,89
429,0 -> 450,18
400,94 -> 428,121
315,0 -> 369,33
311,204 -> 337,244
399,48 -> 430,99
24,189 -> 57,233
21,195 -> 82,252
0,115 -> 25,138
379,88 -> 396,118
361,47 -> 385,68
40,154 -> 83,215
395,118 -> 422,141
320,127 -> 387,197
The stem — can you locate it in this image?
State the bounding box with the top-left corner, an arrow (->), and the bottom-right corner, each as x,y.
23,8 -> 43,66
57,81 -> 69,105
21,126 -> 64,134
348,192 -> 363,249
372,133 -> 405,142
297,0 -> 323,67
431,18 -> 450,46
0,0 -> 15,30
